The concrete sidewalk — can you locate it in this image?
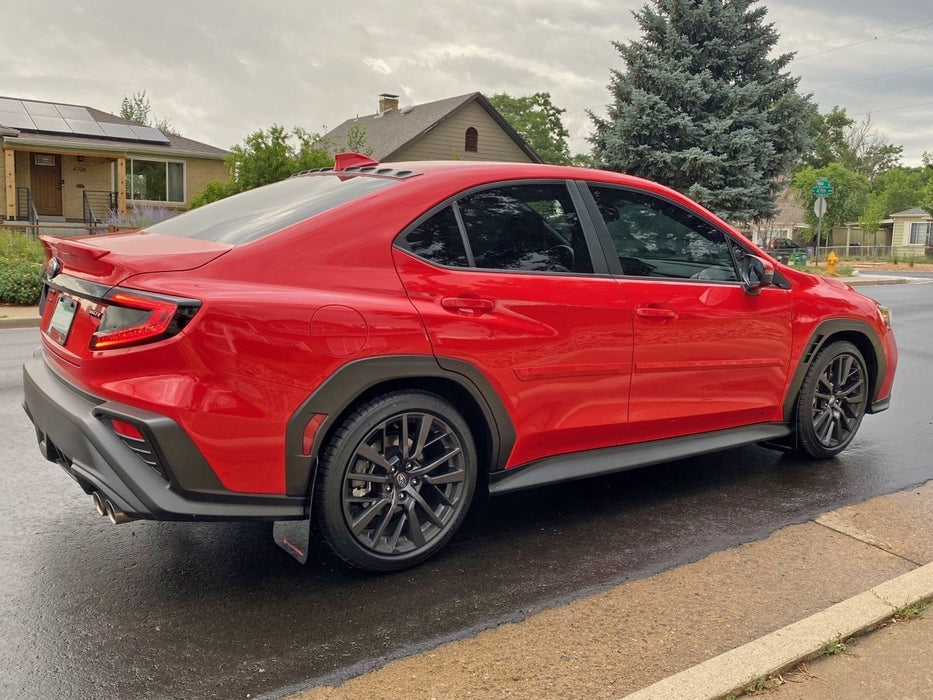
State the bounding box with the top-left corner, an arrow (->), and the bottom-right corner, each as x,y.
287,481 -> 933,700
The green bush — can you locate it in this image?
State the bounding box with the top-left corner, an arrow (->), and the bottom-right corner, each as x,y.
0,259 -> 43,304
0,230 -> 45,305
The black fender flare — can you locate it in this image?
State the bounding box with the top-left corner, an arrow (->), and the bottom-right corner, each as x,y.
284,355 -> 515,496
782,319 -> 888,423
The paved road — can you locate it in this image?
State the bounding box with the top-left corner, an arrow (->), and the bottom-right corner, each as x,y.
1,283 -> 931,699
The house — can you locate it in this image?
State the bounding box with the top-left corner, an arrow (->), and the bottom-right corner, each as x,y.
744,183 -> 809,246
323,93 -> 541,164
889,207 -> 933,256
1,96 -> 229,233
832,207 -> 932,257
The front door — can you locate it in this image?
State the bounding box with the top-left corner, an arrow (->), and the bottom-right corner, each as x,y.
584,183 -> 793,444
30,153 -> 62,216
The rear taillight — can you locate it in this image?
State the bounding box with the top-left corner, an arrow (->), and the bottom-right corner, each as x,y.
90,288 -> 200,350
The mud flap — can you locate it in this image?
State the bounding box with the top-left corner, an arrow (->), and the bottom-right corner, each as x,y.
273,519 -> 311,564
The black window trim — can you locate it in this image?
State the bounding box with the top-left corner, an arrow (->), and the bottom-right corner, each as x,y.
576,180 -> 763,287
394,178 -> 615,277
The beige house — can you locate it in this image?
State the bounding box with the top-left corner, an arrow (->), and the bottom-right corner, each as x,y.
1,96 -> 228,233
889,207 -> 933,256
832,207 -> 932,257
324,93 -> 541,163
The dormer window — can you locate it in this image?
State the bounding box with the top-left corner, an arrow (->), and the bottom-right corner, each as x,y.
465,127 -> 478,152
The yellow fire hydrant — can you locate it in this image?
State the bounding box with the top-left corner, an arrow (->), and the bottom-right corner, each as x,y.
826,250 -> 839,276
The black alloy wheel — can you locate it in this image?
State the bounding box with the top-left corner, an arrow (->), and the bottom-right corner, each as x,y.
316,391 -> 476,571
796,341 -> 868,459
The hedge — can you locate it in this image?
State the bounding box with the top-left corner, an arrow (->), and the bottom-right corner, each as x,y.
0,230 -> 45,305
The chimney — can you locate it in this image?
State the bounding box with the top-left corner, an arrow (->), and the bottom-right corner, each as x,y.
378,93 -> 399,114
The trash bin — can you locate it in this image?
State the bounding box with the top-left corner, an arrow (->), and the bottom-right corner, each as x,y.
791,250 -> 807,266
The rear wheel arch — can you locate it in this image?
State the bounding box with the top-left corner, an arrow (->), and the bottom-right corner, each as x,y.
285,356 -> 514,497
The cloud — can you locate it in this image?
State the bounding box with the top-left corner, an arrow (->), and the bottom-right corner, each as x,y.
1,0 -> 929,163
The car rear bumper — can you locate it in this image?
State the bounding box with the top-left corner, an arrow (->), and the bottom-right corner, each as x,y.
22,355 -> 306,521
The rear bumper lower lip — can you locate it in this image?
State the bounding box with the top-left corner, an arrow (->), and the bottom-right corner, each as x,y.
22,355 -> 306,521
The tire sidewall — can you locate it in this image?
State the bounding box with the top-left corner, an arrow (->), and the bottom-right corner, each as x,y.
796,340 -> 868,459
316,390 -> 477,571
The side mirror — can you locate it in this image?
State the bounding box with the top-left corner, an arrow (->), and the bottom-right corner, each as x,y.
740,254 -> 774,295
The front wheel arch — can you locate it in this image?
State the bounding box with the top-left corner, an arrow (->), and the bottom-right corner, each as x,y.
782,322 -> 884,424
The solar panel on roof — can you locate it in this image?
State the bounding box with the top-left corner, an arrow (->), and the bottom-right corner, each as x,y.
0,98 -> 28,114
100,122 -> 137,139
0,98 -> 171,145
0,112 -> 37,130
23,100 -> 61,117
55,104 -> 93,121
31,115 -> 72,133
129,125 -> 171,144
65,119 -> 105,137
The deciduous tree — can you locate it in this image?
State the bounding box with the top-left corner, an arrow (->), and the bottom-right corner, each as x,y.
488,92 -> 572,164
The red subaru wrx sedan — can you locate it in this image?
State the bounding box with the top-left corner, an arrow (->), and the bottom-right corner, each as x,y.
23,154 -> 897,571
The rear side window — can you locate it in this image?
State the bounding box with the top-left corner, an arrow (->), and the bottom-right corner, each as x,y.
399,183 -> 594,274
145,174 -> 397,244
403,206 -> 469,267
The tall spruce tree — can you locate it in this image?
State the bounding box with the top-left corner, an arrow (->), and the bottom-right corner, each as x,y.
590,0 -> 814,223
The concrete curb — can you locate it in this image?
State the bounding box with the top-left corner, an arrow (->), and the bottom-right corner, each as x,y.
624,561 -> 933,700
0,316 -> 40,330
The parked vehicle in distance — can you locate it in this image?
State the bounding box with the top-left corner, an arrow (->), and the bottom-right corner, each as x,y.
23,154 -> 897,572
768,237 -> 804,263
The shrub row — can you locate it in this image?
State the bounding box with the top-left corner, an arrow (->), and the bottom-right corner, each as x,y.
0,230 -> 45,305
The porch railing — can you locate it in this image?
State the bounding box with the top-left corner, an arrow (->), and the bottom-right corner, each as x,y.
82,190 -> 118,234
15,187 -> 39,238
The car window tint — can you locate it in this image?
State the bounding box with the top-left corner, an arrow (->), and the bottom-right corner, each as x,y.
400,206 -> 469,267
457,184 -> 594,273
145,174 -> 397,245
589,185 -> 737,281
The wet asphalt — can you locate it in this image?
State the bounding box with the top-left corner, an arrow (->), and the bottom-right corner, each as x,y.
1,282 -> 931,699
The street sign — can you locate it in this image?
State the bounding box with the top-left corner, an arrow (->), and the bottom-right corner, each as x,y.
811,177 -> 834,197
814,197 -> 827,217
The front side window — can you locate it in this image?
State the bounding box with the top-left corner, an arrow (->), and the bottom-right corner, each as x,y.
126,159 -> 185,203
589,185 -> 737,281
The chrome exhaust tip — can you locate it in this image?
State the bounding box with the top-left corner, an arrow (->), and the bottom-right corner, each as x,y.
92,491 -> 106,516
104,499 -> 134,525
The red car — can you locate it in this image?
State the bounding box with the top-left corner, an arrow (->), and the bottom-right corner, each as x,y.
23,154 -> 897,571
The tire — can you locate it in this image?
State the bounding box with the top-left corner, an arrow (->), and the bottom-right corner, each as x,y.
796,341 -> 869,459
314,390 -> 477,572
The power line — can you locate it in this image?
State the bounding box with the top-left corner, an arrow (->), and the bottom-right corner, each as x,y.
793,20 -> 933,61
849,99 -> 933,116
811,62 -> 933,92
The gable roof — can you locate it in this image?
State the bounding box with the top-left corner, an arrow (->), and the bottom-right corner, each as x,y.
890,207 -> 931,218
0,95 -> 229,159
323,92 -> 541,163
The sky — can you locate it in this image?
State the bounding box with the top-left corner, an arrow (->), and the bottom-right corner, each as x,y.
2,0 -> 931,165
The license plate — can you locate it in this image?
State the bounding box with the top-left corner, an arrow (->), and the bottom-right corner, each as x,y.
47,295 -> 78,345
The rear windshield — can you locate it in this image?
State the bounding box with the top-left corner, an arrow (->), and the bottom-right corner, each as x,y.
145,174 -> 398,244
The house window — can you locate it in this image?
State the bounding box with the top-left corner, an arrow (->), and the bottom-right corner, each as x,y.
465,127 -> 478,153
126,159 -> 185,203
909,222 -> 933,245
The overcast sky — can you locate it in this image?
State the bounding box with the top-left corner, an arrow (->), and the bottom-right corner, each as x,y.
3,1 -> 930,165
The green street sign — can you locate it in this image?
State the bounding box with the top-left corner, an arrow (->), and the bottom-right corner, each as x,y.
812,177 -> 834,197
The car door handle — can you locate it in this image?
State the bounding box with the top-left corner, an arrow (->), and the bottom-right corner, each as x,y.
635,306 -> 677,320
441,297 -> 495,314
